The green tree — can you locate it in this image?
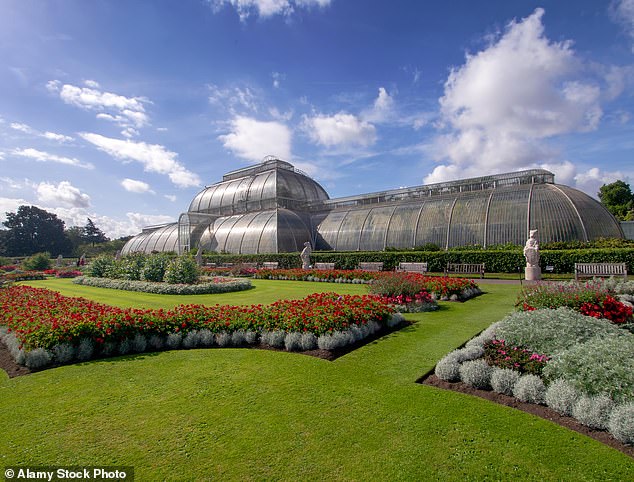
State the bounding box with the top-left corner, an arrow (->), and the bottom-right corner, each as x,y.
2,205 -> 72,257
598,180 -> 634,221
83,218 -> 109,246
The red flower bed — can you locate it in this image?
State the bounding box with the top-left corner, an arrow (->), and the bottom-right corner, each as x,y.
255,269 -> 477,298
484,339 -> 549,375
580,295 -> 633,324
0,286 -> 394,351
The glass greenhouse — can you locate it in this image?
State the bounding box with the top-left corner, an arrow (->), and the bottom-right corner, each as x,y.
122,158 -> 624,254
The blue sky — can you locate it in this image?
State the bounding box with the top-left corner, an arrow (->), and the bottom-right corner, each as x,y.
1,0 -> 633,238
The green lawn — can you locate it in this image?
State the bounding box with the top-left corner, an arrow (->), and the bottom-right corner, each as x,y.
1,279 -> 633,480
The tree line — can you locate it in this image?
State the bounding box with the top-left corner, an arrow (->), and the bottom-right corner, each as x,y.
0,205 -> 131,258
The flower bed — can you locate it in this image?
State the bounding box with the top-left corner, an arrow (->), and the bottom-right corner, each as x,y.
0,270 -> 45,283
434,280 -> 634,445
516,280 -> 633,323
0,286 -> 398,370
255,269 -> 480,300
72,275 -> 253,295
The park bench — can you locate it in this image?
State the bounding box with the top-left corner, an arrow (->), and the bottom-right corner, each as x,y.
574,262 -> 627,281
396,262 -> 428,274
357,262 -> 384,271
314,262 -> 336,270
445,263 -> 485,278
260,261 -> 279,269
240,262 -> 258,269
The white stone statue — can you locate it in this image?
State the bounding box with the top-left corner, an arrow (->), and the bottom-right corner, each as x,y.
523,230 -> 540,267
523,229 -> 542,281
195,246 -> 203,267
300,242 -> 312,269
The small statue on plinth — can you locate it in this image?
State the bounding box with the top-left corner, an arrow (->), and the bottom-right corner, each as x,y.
195,247 -> 203,267
523,229 -> 541,281
300,242 -> 312,270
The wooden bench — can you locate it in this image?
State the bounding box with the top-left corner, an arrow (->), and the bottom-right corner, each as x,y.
396,262 -> 428,274
445,263 -> 485,278
357,262 -> 384,271
239,262 -> 258,269
314,262 -> 335,270
574,262 -> 627,281
260,261 -> 279,270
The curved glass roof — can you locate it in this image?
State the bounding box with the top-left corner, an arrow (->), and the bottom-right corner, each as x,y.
122,161 -> 624,255
189,158 -> 329,216
315,183 -> 623,250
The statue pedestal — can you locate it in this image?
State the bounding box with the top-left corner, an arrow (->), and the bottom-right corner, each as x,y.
525,266 -> 542,281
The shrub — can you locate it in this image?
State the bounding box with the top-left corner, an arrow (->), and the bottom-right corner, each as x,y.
245,331 -> 258,345
131,333 -> 147,353
230,330 -> 246,346
458,359 -> 492,389
317,331 -> 352,350
543,335 -> 634,403
284,332 -> 303,351
493,308 -> 625,355
52,342 -> 76,364
73,276 -> 252,295
260,331 -> 286,348
545,379 -> 580,416
513,374 -> 546,404
118,338 -> 132,355
215,332 -> 231,347
198,330 -> 215,347
182,330 -> 200,349
300,332 -> 317,351
490,367 -> 521,396
434,355 -> 461,382
147,334 -> 164,351
77,337 -> 95,361
608,402 -> 634,445
166,333 -> 182,350
164,255 -> 200,284
22,252 -> 51,271
24,348 -> 52,369
141,253 -> 172,282
88,255 -> 116,278
573,394 -> 614,430
119,253 -> 147,281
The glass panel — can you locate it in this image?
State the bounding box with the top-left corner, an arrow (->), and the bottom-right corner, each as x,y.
386,204 -> 421,249
415,198 -> 454,248
487,187 -> 529,246
336,210 -> 370,251
359,206 -> 396,251
448,193 -> 488,248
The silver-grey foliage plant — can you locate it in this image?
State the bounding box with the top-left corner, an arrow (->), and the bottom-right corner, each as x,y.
24,348 -> 52,369
490,367 -> 521,396
544,379 -> 580,416
513,374 -> 546,404
458,359 -> 492,389
608,402 -> 634,445
572,394 -> 614,430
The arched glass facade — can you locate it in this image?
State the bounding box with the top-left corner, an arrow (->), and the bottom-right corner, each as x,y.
123,160 -> 624,255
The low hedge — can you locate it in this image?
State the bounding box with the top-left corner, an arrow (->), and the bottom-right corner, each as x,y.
73,276 -> 253,295
203,248 -> 634,274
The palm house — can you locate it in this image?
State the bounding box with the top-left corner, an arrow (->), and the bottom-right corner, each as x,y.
122,157 -> 624,255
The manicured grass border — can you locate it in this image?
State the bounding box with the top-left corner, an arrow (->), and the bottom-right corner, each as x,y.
1,280 -> 632,479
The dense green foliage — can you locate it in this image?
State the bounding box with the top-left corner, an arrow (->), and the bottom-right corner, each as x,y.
1,205 -> 72,257
21,252 -> 52,271
202,247 -> 634,274
599,180 -> 634,221
163,255 -> 200,284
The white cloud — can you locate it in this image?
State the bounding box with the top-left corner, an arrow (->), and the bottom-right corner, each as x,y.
121,178 -> 153,194
303,112 -> 376,147
208,84 -> 259,113
11,148 -> 94,169
47,80 -> 149,131
43,131 -> 74,143
164,194 -> 177,202
84,79 -> 100,88
210,0 -> 331,21
219,116 -> 292,161
271,71 -> 285,89
79,133 -> 201,188
10,122 -> 33,134
611,0 -> 634,52
36,181 -> 91,208
426,8 -> 610,185
362,87 -> 395,123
